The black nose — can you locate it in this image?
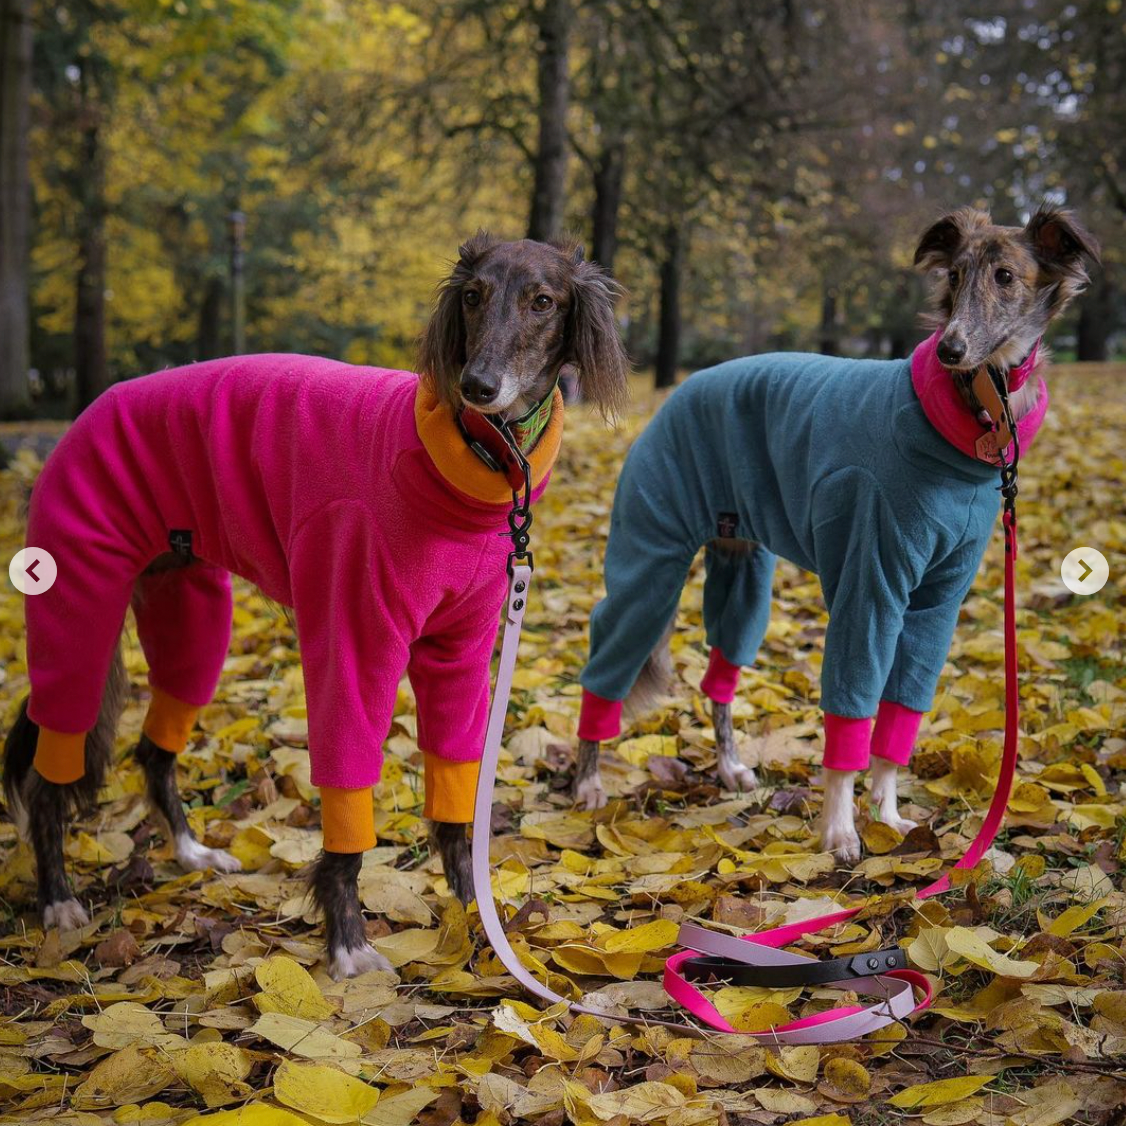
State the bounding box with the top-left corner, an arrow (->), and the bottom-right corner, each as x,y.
937,337 -> 967,366
461,373 -> 499,405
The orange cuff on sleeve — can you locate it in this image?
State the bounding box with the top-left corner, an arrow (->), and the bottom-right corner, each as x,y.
423,753 -> 480,823
142,687 -> 200,754
320,786 -> 376,853
34,728 -> 87,785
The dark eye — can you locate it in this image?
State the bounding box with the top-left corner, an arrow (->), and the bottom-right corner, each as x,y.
463,289 -> 480,307
995,268 -> 1014,286
532,294 -> 554,312
947,269 -> 960,287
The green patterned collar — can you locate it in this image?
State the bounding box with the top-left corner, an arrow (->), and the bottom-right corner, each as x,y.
507,379 -> 559,454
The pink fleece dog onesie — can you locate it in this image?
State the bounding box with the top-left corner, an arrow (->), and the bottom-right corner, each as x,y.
24,355 -> 562,851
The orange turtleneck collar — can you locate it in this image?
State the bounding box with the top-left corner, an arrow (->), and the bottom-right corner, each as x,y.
414,382 -> 565,505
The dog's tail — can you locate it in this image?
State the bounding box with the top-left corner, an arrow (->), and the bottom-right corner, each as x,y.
3,642 -> 128,828
624,617 -> 677,720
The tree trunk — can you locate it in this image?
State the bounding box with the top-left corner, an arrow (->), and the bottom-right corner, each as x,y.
654,225 -> 683,389
197,276 -> 223,361
819,283 -> 838,356
526,0 -> 570,242
0,0 -> 32,418
74,65 -> 109,411
591,136 -> 624,273
1076,271 -> 1112,362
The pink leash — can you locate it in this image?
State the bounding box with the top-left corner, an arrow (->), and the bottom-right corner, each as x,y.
470,412 -> 1022,1043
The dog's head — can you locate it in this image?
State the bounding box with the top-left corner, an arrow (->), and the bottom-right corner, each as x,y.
913,205 -> 1101,371
419,232 -> 629,420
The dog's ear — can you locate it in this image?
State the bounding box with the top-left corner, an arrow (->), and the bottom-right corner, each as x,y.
566,260 -> 630,422
1025,206 -> 1101,281
457,229 -> 499,269
913,212 -> 969,270
419,232 -> 497,407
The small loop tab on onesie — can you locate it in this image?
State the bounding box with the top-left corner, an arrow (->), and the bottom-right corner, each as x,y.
321,786 -> 376,852
34,728 -> 87,785
142,687 -> 200,754
423,754 -> 481,823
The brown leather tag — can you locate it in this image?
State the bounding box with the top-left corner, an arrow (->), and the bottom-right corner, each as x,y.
970,368 -> 1013,460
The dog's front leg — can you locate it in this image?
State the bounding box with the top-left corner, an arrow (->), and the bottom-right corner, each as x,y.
431,821 -> 473,904
310,851 -> 393,979
820,768 -> 861,864
869,759 -> 918,836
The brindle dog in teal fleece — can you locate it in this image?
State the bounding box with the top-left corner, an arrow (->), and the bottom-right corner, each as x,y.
574,206 -> 1099,863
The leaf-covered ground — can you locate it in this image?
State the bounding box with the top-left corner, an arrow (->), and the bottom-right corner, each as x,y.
0,364 -> 1124,1126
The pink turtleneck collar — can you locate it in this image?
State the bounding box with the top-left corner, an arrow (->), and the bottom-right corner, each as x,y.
910,330 -> 1048,465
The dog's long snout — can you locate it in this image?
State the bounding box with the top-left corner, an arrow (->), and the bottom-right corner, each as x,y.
936,335 -> 968,367
460,369 -> 500,406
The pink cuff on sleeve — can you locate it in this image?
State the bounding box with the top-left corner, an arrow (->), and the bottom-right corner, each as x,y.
578,690 -> 623,742
700,648 -> 741,704
870,700 -> 924,766
823,713 -> 872,772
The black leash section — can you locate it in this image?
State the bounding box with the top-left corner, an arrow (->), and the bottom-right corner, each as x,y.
680,946 -> 907,987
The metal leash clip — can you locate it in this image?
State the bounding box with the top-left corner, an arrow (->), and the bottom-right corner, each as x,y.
495,421 -> 534,574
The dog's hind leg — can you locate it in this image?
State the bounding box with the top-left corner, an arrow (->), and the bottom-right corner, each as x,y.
131,561 -> 240,874
574,738 -> 607,810
574,615 -> 678,810
3,645 -> 128,929
576,507 -> 695,811
3,703 -> 83,927
701,540 -> 775,793
135,735 -> 240,873
713,701 -> 756,792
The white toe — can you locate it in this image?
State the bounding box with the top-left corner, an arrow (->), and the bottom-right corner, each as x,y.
44,899 -> 89,931
175,834 -> 242,873
881,814 -> 918,836
329,943 -> 394,980
575,777 -> 608,811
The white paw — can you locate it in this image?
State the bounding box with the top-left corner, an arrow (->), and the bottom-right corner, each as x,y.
328,943 -> 394,981
43,898 -> 89,931
718,760 -> 757,793
821,822 -> 862,866
574,776 -> 608,811
174,834 -> 242,874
